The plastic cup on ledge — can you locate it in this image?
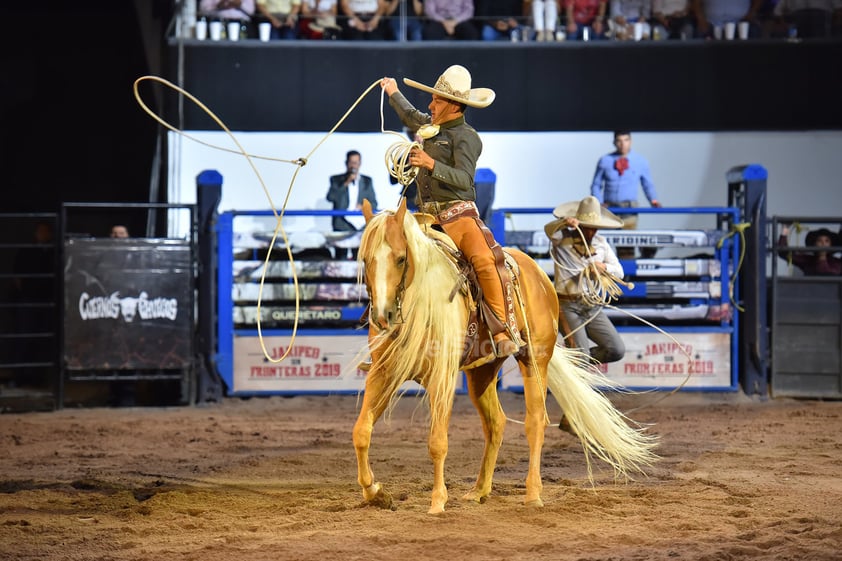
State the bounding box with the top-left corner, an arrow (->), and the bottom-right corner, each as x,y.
738,21 -> 749,40
195,18 -> 207,40
259,22 -> 271,42
724,21 -> 736,40
227,20 -> 241,41
209,20 -> 222,40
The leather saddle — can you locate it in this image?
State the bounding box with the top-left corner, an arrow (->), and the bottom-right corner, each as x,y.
416,216 -> 521,370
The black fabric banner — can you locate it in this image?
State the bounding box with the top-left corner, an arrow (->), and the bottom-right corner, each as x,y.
63,239 -> 193,370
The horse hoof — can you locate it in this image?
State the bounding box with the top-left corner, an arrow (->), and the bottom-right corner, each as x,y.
427,504 -> 446,515
524,498 -> 544,508
364,486 -> 394,510
461,490 -> 488,504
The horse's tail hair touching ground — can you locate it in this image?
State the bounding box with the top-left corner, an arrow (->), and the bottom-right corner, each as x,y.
546,346 -> 659,481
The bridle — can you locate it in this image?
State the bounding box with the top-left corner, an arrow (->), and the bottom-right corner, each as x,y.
366,248 -> 409,332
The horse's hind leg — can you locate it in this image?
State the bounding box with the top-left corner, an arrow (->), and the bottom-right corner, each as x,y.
461,362 -> 506,505
353,369 -> 393,509
520,355 -> 549,507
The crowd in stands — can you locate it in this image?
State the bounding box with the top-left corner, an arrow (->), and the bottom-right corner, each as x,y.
195,0 -> 842,41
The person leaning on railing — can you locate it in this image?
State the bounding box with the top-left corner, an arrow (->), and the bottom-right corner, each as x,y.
778,224 -> 842,276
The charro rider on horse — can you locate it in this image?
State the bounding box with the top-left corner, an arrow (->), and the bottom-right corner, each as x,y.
379,65 -> 523,359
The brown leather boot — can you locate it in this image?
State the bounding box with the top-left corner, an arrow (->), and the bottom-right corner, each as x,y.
493,334 -> 521,358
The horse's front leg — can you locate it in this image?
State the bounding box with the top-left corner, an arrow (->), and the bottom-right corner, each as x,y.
427,384 -> 453,514
353,367 -> 393,509
520,358 -> 549,507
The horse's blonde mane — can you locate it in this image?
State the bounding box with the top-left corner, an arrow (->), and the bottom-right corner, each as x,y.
360,210 -> 468,428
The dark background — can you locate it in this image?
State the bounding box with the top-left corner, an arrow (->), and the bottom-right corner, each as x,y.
2,2 -> 169,228
171,39 -> 842,134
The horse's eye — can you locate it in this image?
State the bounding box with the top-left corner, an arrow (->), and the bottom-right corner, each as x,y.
395,255 -> 406,268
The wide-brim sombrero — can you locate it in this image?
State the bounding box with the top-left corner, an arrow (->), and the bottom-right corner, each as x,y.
403,65 -> 495,109
551,196 -> 624,229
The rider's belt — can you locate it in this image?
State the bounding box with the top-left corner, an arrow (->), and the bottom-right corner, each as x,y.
420,200 -> 478,223
557,293 -> 581,302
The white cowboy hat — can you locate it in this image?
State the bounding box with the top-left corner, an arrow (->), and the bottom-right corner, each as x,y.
551,196 -> 624,229
403,65 -> 496,109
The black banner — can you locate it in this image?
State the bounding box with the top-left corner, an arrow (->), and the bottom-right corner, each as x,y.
63,239 -> 193,370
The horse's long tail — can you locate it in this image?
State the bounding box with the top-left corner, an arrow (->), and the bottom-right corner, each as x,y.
546,346 -> 659,481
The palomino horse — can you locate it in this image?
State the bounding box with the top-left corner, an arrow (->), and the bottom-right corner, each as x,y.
353,199 -> 657,514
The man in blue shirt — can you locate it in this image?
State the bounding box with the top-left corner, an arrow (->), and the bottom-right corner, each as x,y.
590,130 -> 661,259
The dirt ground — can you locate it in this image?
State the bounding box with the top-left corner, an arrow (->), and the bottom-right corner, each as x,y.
1,389 -> 841,561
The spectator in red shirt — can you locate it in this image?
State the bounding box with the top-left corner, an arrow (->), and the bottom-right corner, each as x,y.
564,0 -> 608,39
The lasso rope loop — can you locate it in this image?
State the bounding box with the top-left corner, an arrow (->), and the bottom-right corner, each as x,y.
133,74 -> 386,364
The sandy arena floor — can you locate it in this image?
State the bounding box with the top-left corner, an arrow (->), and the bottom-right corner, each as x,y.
1,389 -> 841,561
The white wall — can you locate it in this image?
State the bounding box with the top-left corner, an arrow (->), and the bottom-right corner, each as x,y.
168,130 -> 842,234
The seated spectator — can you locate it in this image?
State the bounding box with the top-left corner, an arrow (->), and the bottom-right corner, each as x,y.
608,0 -> 652,39
256,0 -> 303,39
385,0 -> 424,40
691,0 -> 763,38
778,224 -> 842,276
477,0 -> 525,41
564,0 -> 608,39
651,0 -> 695,39
199,0 -> 258,37
423,0 -> 480,39
774,0 -> 837,38
531,0 -> 560,40
339,0 -> 388,39
299,0 -> 341,39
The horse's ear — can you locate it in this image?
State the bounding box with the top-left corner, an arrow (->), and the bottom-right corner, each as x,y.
395,196 -> 407,226
362,199 -> 374,223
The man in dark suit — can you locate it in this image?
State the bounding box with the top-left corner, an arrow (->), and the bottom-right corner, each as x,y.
327,150 -> 378,231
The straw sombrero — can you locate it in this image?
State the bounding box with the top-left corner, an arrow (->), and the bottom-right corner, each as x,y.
551,196 -> 624,229
403,65 -> 496,109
